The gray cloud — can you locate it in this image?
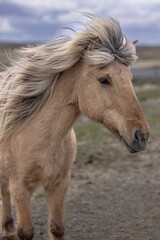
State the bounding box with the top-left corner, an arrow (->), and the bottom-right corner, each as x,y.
0,0 -> 159,45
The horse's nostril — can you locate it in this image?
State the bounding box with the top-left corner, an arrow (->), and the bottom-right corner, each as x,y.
127,129 -> 149,152
135,129 -> 142,142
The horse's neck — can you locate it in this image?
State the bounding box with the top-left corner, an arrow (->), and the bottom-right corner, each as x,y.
32,63 -> 81,141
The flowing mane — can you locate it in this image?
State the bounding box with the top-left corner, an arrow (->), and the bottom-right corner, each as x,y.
0,14 -> 137,142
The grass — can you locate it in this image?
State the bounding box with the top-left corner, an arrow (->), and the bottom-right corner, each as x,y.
142,103 -> 160,128
75,121 -> 124,165
35,192 -> 45,199
136,88 -> 160,101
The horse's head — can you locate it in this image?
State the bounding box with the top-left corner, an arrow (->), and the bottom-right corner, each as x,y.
77,60 -> 149,154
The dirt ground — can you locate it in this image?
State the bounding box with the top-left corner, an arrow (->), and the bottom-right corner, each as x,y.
0,100 -> 159,240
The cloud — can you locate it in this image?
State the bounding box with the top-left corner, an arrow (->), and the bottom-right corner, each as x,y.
0,0 -> 160,44
6,0 -> 78,13
0,17 -> 13,32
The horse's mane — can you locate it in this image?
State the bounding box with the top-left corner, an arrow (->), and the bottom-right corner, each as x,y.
0,13 -> 137,142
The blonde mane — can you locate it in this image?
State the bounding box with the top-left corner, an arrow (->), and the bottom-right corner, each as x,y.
0,14 -> 137,142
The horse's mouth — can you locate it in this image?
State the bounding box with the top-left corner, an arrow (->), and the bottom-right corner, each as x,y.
108,129 -> 146,154
113,131 -> 136,153
120,136 -> 138,154
118,132 -> 148,154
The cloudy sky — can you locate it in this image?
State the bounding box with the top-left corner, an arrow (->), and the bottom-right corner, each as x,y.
0,0 -> 160,45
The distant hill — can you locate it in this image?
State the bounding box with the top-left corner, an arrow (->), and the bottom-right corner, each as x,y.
136,46 -> 160,61
0,42 -> 37,71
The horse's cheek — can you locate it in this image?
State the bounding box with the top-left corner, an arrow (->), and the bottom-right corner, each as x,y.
79,96 -> 103,122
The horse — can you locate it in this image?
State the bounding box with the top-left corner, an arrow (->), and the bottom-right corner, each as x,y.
0,14 -> 149,240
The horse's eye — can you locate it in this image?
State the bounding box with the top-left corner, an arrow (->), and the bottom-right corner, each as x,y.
99,77 -> 111,86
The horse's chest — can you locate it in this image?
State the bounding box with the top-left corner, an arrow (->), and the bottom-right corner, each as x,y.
23,152 -> 66,191
19,139 -> 70,191
42,159 -> 67,189
23,165 -> 44,191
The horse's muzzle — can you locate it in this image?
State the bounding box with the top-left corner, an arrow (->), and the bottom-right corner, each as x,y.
121,129 -> 149,154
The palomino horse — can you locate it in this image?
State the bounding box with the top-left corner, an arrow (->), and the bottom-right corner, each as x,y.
0,14 -> 149,240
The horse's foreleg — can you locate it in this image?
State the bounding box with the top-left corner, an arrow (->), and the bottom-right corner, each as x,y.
1,184 -> 15,235
45,174 -> 70,240
10,183 -> 34,240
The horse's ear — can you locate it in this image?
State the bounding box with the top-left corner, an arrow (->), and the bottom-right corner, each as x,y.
87,37 -> 101,51
133,40 -> 138,45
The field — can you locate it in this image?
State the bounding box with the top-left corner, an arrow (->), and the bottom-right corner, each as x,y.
0,44 -> 160,240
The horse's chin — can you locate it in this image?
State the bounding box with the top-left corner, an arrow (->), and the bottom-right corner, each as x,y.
120,136 -> 138,154
103,125 -> 145,154
120,135 -> 146,154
